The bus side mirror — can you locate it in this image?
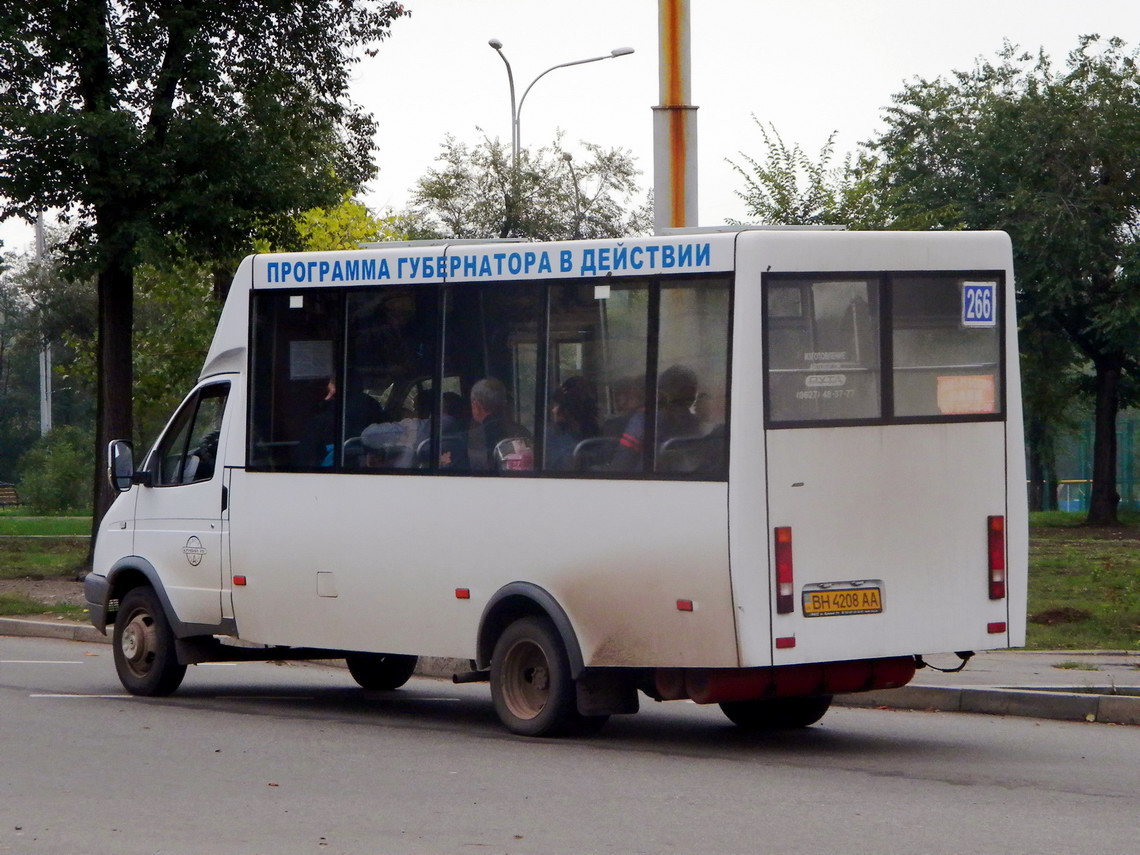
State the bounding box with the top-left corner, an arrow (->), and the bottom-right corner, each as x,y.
108,440 -> 136,492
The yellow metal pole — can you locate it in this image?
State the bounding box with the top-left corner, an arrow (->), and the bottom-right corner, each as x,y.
653,0 -> 698,232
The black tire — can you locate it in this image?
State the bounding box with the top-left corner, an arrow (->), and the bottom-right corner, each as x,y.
112,587 -> 187,696
490,616 -> 601,737
719,695 -> 833,730
345,652 -> 418,690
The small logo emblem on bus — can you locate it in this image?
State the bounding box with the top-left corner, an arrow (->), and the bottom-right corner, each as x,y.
805,374 -> 847,388
183,536 -> 207,566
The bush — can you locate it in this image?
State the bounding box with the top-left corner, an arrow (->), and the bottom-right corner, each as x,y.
17,426 -> 93,514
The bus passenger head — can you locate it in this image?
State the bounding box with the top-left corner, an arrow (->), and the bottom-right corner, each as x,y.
470,378 -> 509,424
658,365 -> 698,410
552,376 -> 599,434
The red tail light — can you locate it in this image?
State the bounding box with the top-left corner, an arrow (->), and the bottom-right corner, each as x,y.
987,515 -> 1006,599
775,526 -> 795,614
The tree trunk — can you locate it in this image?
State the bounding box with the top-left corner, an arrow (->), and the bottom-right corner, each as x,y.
87,251 -> 135,563
1026,415 -> 1060,513
1025,415 -> 1047,512
1086,358 -> 1121,525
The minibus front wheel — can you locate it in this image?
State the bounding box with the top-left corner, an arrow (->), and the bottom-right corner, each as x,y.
112,586 -> 187,696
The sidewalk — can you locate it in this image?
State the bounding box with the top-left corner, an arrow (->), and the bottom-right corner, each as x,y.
3,617 -> 1137,725
835,649 -> 1140,725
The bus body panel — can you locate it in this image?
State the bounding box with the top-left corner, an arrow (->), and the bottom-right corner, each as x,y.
226,474 -> 738,668
763,422 -> 1009,664
728,230 -> 1025,667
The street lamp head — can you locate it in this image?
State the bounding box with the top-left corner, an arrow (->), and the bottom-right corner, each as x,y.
610,47 -> 635,57
488,38 -> 503,50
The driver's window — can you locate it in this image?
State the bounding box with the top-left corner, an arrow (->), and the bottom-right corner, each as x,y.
152,384 -> 229,487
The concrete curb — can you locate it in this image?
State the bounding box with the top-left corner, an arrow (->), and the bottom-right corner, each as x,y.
4,618 -> 1135,725
836,685 -> 1140,726
0,617 -> 109,645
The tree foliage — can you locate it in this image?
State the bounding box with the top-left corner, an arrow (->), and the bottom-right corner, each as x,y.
728,118 -> 885,228
18,425 -> 92,514
256,193 -> 425,253
409,134 -> 651,241
0,0 -> 407,531
869,36 -> 1140,523
0,232 -> 96,480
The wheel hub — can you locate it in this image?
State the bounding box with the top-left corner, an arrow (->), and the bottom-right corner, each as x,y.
121,613 -> 156,672
504,640 -> 550,720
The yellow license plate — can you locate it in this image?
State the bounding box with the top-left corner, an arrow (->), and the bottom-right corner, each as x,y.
802,587 -> 883,617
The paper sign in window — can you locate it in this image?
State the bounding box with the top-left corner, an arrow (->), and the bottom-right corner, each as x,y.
289,340 -> 333,380
937,375 -> 996,414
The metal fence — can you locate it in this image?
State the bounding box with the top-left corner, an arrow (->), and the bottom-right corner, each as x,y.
1048,417 -> 1140,512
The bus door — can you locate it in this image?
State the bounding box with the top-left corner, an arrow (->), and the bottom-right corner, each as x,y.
761,273 -> 1008,662
133,381 -> 232,629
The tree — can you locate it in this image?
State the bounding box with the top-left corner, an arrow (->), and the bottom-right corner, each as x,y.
0,0 -> 408,535
728,118 -> 886,228
1020,327 -> 1082,511
0,231 -> 96,479
409,134 -> 651,241
257,193 -> 425,253
869,36 -> 1140,524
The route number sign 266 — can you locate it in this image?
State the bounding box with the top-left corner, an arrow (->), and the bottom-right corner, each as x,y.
962,281 -> 997,328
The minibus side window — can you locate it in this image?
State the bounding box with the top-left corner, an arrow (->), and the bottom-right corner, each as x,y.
654,278 -> 731,475
543,280 -> 650,474
249,291 -> 342,471
344,287 -> 440,471
152,384 -> 229,486
443,282 -> 543,473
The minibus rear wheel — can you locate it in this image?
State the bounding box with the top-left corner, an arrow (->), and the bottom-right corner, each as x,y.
719,695 -> 832,730
112,586 -> 186,696
344,652 -> 418,690
490,615 -> 604,737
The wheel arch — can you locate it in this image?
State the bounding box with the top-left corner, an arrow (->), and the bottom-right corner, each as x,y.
103,558 -> 233,639
476,582 -> 585,678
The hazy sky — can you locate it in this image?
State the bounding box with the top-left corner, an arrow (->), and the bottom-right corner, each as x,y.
2,0 -> 1135,252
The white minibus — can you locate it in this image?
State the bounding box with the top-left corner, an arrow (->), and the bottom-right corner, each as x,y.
87,228 -> 1027,736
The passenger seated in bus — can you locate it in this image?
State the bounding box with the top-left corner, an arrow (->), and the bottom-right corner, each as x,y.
361,393 -> 431,468
408,391 -> 471,469
601,375 -> 645,440
301,376 -> 385,468
436,391 -> 470,469
546,376 -> 601,471
466,377 -> 532,471
610,365 -> 702,472
689,388 -> 728,474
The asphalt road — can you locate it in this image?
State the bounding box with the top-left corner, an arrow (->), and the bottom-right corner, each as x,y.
2,635 -> 1137,855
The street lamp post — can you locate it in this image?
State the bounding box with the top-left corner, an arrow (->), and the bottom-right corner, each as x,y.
488,39 -> 634,172
562,152 -> 583,239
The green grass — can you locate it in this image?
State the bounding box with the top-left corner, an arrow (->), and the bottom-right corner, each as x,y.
0,593 -> 87,618
1028,509 -> 1140,528
1026,524 -> 1140,651
0,515 -> 91,536
0,537 -> 89,579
